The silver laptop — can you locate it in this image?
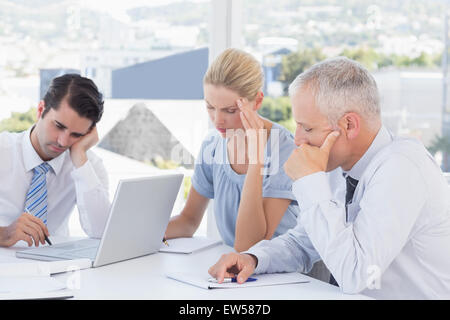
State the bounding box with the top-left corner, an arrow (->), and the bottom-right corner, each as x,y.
16,174 -> 183,268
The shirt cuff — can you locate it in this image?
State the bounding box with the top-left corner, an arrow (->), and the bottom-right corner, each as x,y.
243,245 -> 270,274
292,171 -> 333,212
70,160 -> 101,191
0,216 -> 10,227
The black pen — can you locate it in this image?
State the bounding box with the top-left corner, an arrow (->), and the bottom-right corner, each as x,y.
44,234 -> 52,246
25,208 -> 52,246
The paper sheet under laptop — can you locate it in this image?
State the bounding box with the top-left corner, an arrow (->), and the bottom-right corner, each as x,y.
166,272 -> 310,289
159,237 -> 222,254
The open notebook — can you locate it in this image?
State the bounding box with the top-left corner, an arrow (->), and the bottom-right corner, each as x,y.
166,272 -> 310,289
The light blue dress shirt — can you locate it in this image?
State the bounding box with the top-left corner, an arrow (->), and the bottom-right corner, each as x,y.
191,122 -> 300,247
246,126 -> 450,299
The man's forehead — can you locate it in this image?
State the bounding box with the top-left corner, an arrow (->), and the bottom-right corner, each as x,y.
292,90 -> 321,118
47,103 -> 93,134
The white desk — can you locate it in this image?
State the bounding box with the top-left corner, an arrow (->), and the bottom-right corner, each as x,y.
1,239 -> 371,300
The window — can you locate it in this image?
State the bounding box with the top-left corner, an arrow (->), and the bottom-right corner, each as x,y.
242,0 -> 449,170
0,0 -> 211,236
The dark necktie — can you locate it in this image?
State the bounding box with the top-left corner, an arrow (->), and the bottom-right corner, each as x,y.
329,174 -> 359,287
345,175 -> 359,222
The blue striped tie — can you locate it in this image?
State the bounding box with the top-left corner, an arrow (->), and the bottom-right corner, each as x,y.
25,163 -> 51,225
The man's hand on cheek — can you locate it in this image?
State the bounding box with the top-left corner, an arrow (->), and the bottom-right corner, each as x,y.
284,130 -> 340,181
70,126 -> 99,168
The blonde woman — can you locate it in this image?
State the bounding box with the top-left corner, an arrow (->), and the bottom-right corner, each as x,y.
165,48 -> 299,252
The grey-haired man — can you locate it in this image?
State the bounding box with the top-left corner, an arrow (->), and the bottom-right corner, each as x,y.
209,57 -> 450,299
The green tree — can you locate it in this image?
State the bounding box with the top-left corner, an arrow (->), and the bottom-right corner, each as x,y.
279,48 -> 326,95
259,96 -> 291,122
340,47 -> 440,70
278,117 -> 296,134
410,52 -> 435,68
0,107 -> 36,133
259,96 -> 295,133
183,176 -> 192,200
144,156 -> 192,200
341,47 -> 382,71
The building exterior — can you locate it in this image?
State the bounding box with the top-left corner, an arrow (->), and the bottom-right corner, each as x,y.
80,49 -> 179,98
111,47 -> 209,100
262,47 -> 292,97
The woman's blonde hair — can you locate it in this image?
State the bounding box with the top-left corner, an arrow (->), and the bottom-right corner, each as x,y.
203,48 -> 264,101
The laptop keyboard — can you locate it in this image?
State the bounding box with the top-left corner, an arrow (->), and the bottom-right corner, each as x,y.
55,238 -> 99,250
37,238 -> 100,260
60,247 -> 98,260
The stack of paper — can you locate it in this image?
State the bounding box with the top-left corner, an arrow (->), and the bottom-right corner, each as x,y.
0,257 -> 92,275
0,276 -> 73,300
0,256 -> 90,300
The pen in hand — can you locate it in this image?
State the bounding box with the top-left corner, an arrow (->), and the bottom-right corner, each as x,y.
44,234 -> 52,246
208,277 -> 257,283
24,208 -> 52,246
162,237 -> 169,247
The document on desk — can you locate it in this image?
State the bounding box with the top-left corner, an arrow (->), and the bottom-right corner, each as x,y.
0,257 -> 92,276
166,272 -> 310,290
0,276 -> 73,300
159,237 -> 222,254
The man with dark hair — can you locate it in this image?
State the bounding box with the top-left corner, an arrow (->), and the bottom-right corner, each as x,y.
41,74 -> 103,125
0,74 -> 110,247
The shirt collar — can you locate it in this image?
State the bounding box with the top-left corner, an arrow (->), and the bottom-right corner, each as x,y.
344,125 -> 393,180
22,125 -> 67,176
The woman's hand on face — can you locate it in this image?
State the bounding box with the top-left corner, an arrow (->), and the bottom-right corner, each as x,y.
237,98 -> 264,131
237,98 -> 266,165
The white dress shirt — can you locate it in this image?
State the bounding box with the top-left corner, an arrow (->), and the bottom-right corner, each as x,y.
0,127 -> 111,238
246,126 -> 450,299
